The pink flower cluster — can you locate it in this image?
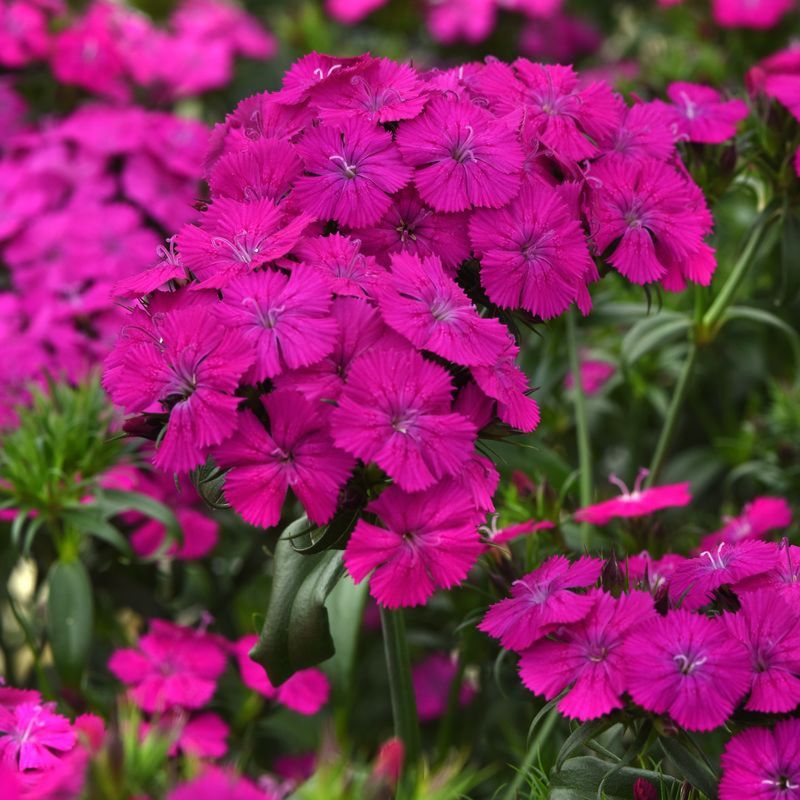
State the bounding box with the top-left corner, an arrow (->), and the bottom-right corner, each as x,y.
0,103 -> 207,427
480,494 -> 795,735
104,54 -> 726,608
1,0 -> 274,101
659,0 -> 794,29
0,686 -> 103,799
108,620 -> 329,760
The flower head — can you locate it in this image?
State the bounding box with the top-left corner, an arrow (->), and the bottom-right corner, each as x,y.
699,496 -> 792,551
331,348 -> 476,491
0,699 -> 76,772
574,469 -> 691,525
519,590 -> 656,720
479,555 -> 603,651
666,82 -> 748,144
712,0 -> 793,29
720,720 -> 800,800
108,620 -> 227,713
214,390 -> 354,528
344,481 -> 484,607
622,610 -> 751,731
396,95 -> 523,212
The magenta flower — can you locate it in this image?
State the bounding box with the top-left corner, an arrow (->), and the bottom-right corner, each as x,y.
735,544 -> 800,609
326,0 -> 389,24
622,610 -> 751,731
293,117 -> 411,227
168,767 -> 277,800
159,712 -> 229,759
113,238 -> 187,299
712,0 -> 793,29
565,357 -> 615,395
396,95 -> 523,212
588,157 -> 716,289
293,233 -> 383,298
720,720 -> 800,800
103,304 -> 253,474
352,186 -> 471,273
519,590 -> 656,720
215,267 -> 338,382
331,348 -> 476,491
214,390 -> 354,529
178,198 -> 313,290
598,102 -> 677,163
477,61 -> 621,163
666,82 -> 749,144
344,481 -> 484,608
574,469 -> 691,525
426,0 -> 496,44
0,1 -> 50,68
699,496 -> 792,551
378,252 -> 511,366
0,700 -> 76,772
412,654 -> 475,722
723,590 -> 800,713
669,540 -> 779,610
315,57 -> 429,123
108,620 -> 227,713
484,518 -> 555,545
208,138 -> 303,203
234,636 -> 330,715
479,555 -> 603,651
470,344 -> 541,432
469,181 -> 593,319
275,297 -> 397,402
275,52 -> 373,105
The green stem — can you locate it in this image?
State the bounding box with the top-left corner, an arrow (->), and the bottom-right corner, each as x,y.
566,309 -> 593,548
702,210 -> 773,333
379,606 -> 420,787
646,341 -> 699,487
501,706 -> 558,800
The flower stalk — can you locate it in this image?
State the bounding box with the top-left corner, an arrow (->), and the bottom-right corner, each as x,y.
566,308 -> 593,548
379,606 -> 421,791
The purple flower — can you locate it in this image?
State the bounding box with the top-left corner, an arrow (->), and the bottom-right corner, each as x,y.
331,348 -> 476,491
666,82 -> 749,144
344,481 -> 484,608
479,555 -> 603,651
720,720 -> 800,800
0,699 -> 76,772
622,610 -> 751,731
215,390 -> 355,528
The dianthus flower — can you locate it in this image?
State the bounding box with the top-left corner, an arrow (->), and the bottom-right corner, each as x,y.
344,481 -> 484,607
565,356 -> 615,395
412,654 -> 475,722
720,719 -> 800,800
479,555 -> 603,651
352,187 -> 470,273
0,1 -> 50,68
735,543 -> 800,608
712,0 -> 793,29
108,619 -> 227,713
669,540 -> 779,610
598,102 -> 677,163
469,181 -> 593,319
292,234 -> 383,298
574,469 -> 691,525
666,82 -> 749,144
519,590 -> 656,720
178,198 -> 313,290
699,496 -> 792,551
234,636 -> 330,715
396,95 -> 523,212
293,117 -> 411,227
214,390 -> 354,528
168,767 -> 279,800
102,304 -> 254,474
723,590 -> 800,713
378,252 -> 511,366
0,696 -> 76,772
425,0 -> 496,44
622,610 -> 750,731
587,157 -> 716,290
331,348 -> 476,491
326,0 -> 388,24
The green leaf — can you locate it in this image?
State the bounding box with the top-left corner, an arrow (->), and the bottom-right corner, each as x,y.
779,207 -> 800,304
47,559 -> 94,687
723,306 -> 800,368
325,574 -> 368,692
621,313 -> 691,366
556,718 -> 616,771
190,462 -> 229,510
63,508 -> 132,555
549,756 -> 678,800
94,489 -> 183,548
249,519 -> 346,685
659,735 -> 719,799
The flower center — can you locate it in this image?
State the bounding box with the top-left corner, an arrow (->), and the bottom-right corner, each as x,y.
673,653 -> 707,675
329,154 -> 358,179
451,125 -> 477,164
700,542 -> 728,571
